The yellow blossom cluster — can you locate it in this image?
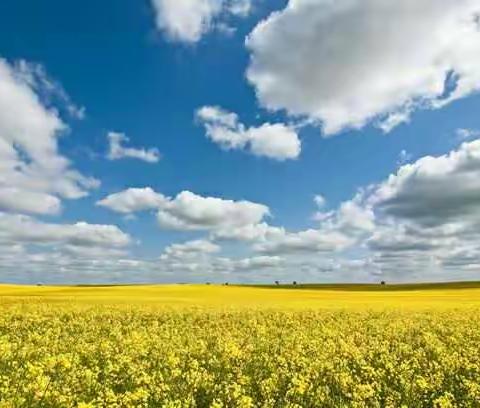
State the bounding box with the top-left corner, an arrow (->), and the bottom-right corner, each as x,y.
0,305 -> 479,407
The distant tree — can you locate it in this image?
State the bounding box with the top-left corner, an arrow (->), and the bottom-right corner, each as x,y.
225,282 -> 229,286
206,282 -> 211,285
381,281 -> 386,285
293,281 -> 297,285
275,280 -> 280,285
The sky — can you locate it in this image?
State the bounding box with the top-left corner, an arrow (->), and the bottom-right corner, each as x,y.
1,0 -> 480,284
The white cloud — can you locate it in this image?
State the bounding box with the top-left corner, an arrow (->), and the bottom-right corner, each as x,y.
212,222 -> 282,242
370,140 -> 480,226
152,0 -> 222,43
0,58 -> 98,215
213,255 -> 283,272
312,211 -> 334,222
98,188 -> 270,234
251,194 -> 373,257
13,60 -> 86,120
254,228 -> 353,255
160,239 -> 220,261
456,128 -> 480,140
157,190 -> 269,231
107,132 -> 161,163
9,137 -> 480,282
377,110 -> 412,134
351,139 -> 480,278
156,236 -> 283,278
250,198 -> 374,256
97,187 -> 168,214
13,134 -> 480,283
0,188 -> 61,215
151,0 -> 252,43
246,0 -> 480,135
160,253 -> 283,276
312,194 -> 334,221
367,224 -> 443,253
61,245 -> 128,259
0,249 -> 156,284
0,212 -> 131,248
332,199 -> 375,234
397,150 -> 412,166
314,194 -> 326,209
196,106 -> 301,160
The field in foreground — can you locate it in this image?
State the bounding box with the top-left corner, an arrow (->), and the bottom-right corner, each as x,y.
1,283 -> 480,407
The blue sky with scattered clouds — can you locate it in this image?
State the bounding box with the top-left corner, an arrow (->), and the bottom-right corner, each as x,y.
1,0 -> 480,284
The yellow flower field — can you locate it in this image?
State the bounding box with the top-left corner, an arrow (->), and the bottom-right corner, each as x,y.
1,284 -> 480,407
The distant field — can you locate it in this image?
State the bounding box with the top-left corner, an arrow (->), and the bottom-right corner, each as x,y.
1,281 -> 480,309
245,280 -> 480,291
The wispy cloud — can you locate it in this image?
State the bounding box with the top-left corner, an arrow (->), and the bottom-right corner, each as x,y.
107,132 -> 161,163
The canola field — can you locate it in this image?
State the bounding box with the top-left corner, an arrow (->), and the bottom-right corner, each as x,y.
1,283 -> 480,407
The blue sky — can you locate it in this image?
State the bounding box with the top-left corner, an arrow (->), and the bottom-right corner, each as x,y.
1,0 -> 480,284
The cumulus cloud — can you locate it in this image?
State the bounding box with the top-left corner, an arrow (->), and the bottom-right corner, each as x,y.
97,187 -> 168,214
10,138 -> 480,282
246,0 -> 480,135
212,222 -> 282,242
212,255 -> 283,272
253,197 -> 374,255
0,58 -> 98,215
370,140 -> 480,227
98,188 -> 270,233
86,139 -> 480,281
160,252 -> 283,277
61,245 -> 129,259
196,106 -> 301,160
160,239 -> 220,261
0,188 -> 61,216
157,190 -> 269,231
0,250 -> 155,284
330,199 -> 375,234
0,212 -> 131,249
151,0 -> 252,43
367,225 -> 443,253
236,138 -> 480,279
349,139 -> 480,278
254,228 -> 353,255
107,132 -> 161,163
0,210 -> 137,283
156,235 -> 284,278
